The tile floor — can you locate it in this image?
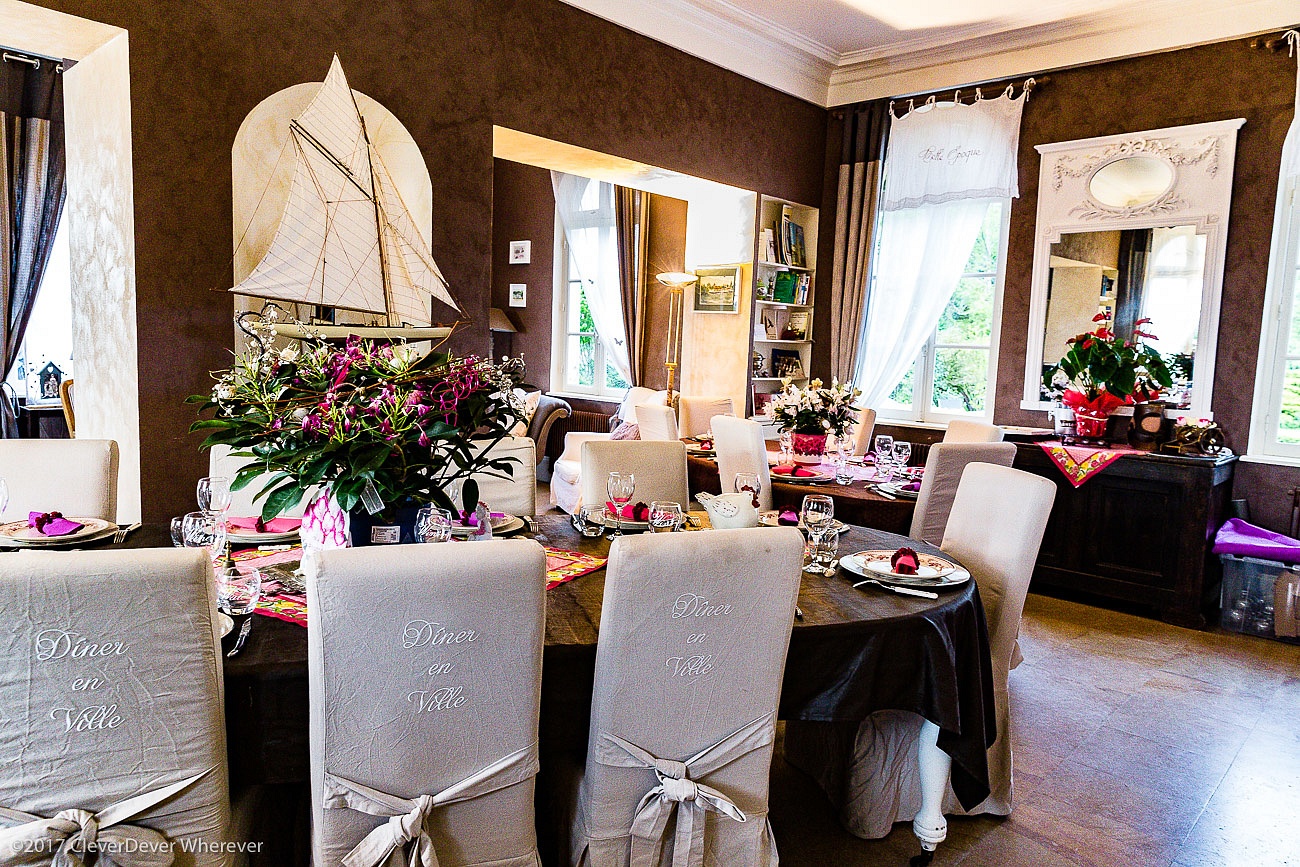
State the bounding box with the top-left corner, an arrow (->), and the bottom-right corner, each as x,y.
768,593 -> 1300,866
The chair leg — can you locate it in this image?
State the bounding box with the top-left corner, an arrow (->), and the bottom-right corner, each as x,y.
912,719 -> 950,854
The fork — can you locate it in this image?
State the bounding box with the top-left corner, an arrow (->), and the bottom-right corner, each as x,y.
113,522 -> 141,544
852,578 -> 938,599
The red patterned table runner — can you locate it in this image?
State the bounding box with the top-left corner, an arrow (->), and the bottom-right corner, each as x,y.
1038,440 -> 1144,488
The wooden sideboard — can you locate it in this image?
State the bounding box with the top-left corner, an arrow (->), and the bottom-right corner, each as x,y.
1012,443 -> 1236,628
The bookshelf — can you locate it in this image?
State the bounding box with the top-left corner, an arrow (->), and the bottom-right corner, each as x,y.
749,196 -> 817,420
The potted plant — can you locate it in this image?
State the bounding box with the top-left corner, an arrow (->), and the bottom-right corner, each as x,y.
190,328 -> 525,546
1042,313 -> 1173,440
770,377 -> 860,462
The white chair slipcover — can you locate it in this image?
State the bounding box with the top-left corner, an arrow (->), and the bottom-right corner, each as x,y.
579,441 -> 690,513
851,408 -> 877,456
551,390 -> 670,513
908,442 -> 1018,545
676,397 -> 733,439
210,443 -> 315,520
442,436 -> 538,517
0,548 -> 230,866
306,541 -> 547,867
711,416 -> 773,512
636,405 -> 679,442
784,464 -> 1055,837
568,528 -> 805,867
941,420 -> 1004,443
0,438 -> 119,521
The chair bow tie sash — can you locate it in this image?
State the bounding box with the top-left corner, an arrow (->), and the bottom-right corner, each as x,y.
595,713 -> 775,867
0,767 -> 215,866
323,742 -> 540,867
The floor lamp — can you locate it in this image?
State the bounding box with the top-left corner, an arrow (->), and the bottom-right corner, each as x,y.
656,271 -> 696,407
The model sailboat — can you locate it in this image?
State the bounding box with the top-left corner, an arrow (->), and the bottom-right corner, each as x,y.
232,55 -> 460,340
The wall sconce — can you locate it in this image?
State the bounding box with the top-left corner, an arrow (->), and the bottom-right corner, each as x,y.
655,271 -> 696,406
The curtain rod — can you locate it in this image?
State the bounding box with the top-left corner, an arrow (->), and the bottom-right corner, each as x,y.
1,47 -> 63,73
832,75 -> 1046,119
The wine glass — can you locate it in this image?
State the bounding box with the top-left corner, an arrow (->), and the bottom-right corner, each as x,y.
197,476 -> 232,516
215,565 -> 261,616
779,430 -> 794,465
874,434 -> 894,481
834,444 -> 853,486
182,510 -> 226,567
415,506 -> 453,543
734,472 -> 761,507
892,441 -> 912,478
800,494 -> 835,571
606,472 -> 635,538
649,501 -> 683,533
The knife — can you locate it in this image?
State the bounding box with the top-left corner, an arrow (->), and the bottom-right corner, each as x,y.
226,617 -> 253,657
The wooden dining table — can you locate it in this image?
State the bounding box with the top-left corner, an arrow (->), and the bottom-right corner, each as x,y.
40,516 -> 995,859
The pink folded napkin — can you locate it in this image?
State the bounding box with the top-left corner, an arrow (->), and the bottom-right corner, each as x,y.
772,465 -> 818,477
900,481 -> 922,492
456,510 -> 506,528
605,501 -> 650,521
28,511 -> 84,537
777,509 -> 800,526
891,547 -> 920,575
226,516 -> 302,533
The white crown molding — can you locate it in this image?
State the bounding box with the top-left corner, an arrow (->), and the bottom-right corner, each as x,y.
558,0 -> 1299,109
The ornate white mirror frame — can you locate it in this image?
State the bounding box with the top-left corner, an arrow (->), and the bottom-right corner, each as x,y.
1022,118 -> 1245,417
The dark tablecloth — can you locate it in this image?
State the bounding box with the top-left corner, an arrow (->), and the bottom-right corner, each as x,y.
41,518 -> 995,809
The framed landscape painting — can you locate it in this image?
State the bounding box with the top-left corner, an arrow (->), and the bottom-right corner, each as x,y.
693,266 -> 742,313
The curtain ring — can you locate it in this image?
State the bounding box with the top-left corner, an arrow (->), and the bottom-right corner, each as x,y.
975,87 -> 984,101
925,95 -> 936,107
1004,83 -> 1014,98
908,98 -> 915,114
953,89 -> 960,104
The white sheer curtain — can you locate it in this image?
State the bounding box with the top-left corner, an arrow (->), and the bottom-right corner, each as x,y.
552,172 -> 631,383
854,92 -> 1026,409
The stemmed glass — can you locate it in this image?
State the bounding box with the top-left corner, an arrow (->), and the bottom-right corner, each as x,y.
197,476 -> 232,516
874,434 -> 894,481
892,441 -> 912,477
801,494 -> 835,572
606,472 -> 635,538
215,565 -> 261,616
649,501 -> 683,533
415,506 -> 453,543
734,472 -> 761,507
182,510 -> 226,568
779,431 -> 794,465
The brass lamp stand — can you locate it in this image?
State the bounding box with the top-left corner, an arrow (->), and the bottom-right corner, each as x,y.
656,271 -> 696,407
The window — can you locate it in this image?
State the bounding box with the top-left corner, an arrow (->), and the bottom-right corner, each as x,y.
555,240 -> 629,398
3,219 -> 73,404
1251,173 -> 1300,459
880,200 -> 1008,422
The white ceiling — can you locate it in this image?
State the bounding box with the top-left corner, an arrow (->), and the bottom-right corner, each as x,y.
559,0 -> 1299,106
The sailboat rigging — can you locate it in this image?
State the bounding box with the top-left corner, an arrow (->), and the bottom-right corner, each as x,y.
232,55 -> 460,340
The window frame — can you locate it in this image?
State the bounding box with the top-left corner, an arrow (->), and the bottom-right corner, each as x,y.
877,198 -> 1010,425
549,216 -> 628,401
1250,173 -> 1300,461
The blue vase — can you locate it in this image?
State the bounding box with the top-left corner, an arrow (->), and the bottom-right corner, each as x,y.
349,502 -> 422,546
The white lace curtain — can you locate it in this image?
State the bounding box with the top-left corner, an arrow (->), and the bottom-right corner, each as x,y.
551,172 -> 631,383
854,92 -> 1026,409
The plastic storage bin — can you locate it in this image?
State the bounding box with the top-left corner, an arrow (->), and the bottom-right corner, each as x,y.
1219,554 -> 1300,642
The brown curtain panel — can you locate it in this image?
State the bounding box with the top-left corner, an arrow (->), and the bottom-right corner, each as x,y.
829,100 -> 889,385
614,185 -> 649,386
1,59 -> 66,437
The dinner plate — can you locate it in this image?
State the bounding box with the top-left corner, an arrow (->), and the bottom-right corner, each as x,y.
451,515 -> 525,537
771,468 -> 834,484
840,550 -> 970,589
227,528 -> 301,544
686,447 -> 716,457
759,511 -> 848,534
218,613 -> 234,638
602,511 -> 650,530
0,518 -> 118,547
877,482 -> 921,500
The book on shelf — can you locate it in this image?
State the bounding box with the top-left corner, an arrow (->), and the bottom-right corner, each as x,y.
751,386 -> 775,418
783,310 -> 809,340
760,228 -> 777,264
772,270 -> 798,303
795,273 -> 811,305
781,205 -> 807,269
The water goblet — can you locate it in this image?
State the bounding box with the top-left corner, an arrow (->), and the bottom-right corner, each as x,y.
779,430 -> 794,465
649,501 -> 683,533
215,565 -> 261,616
734,472 -> 761,507
415,506 -> 453,543
197,476 -> 232,516
892,441 -> 912,475
810,529 -> 840,574
578,504 -> 607,538
182,510 -> 226,566
606,472 -> 635,538
874,434 -> 894,480
170,516 -> 185,547
800,494 -> 835,571
834,446 -> 853,486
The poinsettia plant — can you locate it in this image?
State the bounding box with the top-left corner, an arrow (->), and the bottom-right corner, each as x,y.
770,377 -> 861,436
189,325 -> 526,521
1043,312 -> 1173,414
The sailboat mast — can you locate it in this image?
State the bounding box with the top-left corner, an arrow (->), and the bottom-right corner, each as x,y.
354,110 -> 397,327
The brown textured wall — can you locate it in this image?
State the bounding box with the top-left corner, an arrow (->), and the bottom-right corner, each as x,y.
640,193 -> 689,392
985,38 -> 1296,531
32,0 -> 826,520
491,159 -> 555,384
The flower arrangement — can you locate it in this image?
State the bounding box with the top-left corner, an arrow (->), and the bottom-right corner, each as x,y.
770,377 -> 861,436
1043,312 -> 1173,417
189,327 -> 525,521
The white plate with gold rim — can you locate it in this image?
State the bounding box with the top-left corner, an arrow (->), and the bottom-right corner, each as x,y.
0,518 -> 118,547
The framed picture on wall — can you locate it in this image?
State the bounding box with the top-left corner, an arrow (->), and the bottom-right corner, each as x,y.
693,266 -> 742,314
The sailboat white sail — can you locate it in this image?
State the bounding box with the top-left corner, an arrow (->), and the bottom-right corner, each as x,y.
232,56 -> 459,338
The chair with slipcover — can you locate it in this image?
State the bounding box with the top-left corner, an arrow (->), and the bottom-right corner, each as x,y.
711,415 -> 774,511
636,404 -> 680,442
783,464 -> 1055,846
677,395 -> 734,438
567,527 -> 805,866
0,438 -> 119,520
306,540 -> 547,867
851,407 -> 877,456
908,442 -> 1018,545
551,388 -> 668,513
942,419 -> 1004,443
0,548 -> 231,865
579,440 -> 690,513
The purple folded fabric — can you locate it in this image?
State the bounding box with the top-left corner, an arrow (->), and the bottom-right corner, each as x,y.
1213,518 -> 1300,564
901,481 -> 922,492
458,510 -> 506,528
28,511 -> 85,537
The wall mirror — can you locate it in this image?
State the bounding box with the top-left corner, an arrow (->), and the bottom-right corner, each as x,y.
1023,119 -> 1244,417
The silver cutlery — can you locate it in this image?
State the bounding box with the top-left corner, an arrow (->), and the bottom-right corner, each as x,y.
226,617 -> 253,657
852,578 -> 939,599
113,522 -> 141,544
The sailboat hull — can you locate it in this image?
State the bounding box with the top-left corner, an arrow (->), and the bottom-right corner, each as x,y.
272,323 -> 454,341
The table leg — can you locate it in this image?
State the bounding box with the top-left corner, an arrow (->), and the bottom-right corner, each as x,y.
912,719 -> 950,853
